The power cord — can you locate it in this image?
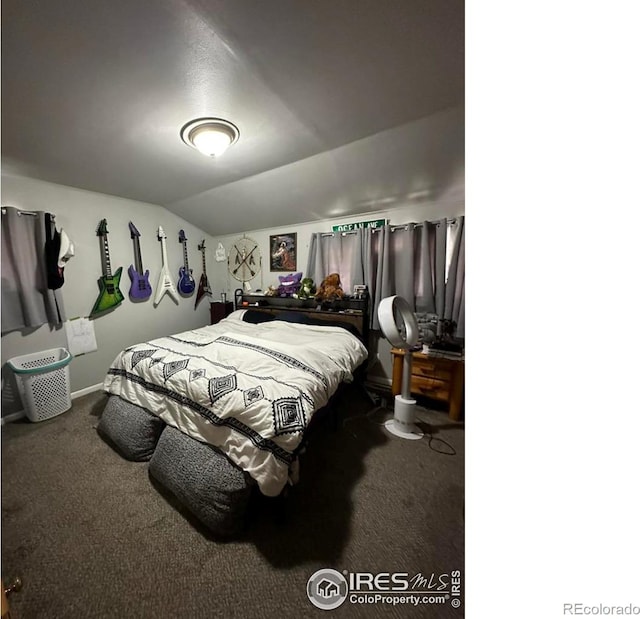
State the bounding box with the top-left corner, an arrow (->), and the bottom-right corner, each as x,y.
342,401 -> 457,456
414,408 -> 457,456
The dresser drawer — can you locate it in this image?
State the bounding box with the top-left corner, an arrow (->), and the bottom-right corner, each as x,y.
411,376 -> 450,401
412,359 -> 453,381
390,348 -> 464,420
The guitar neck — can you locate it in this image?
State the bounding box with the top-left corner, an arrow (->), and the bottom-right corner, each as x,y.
183,242 -> 190,270
103,235 -> 113,277
132,236 -> 143,272
160,238 -> 169,266
201,249 -> 207,277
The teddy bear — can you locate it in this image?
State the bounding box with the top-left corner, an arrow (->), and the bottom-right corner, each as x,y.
315,273 -> 344,303
295,277 -> 316,299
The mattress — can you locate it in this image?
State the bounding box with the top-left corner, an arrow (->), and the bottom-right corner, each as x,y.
103,310 -> 367,495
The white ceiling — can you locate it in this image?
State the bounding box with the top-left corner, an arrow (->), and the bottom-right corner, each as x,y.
1,0 -> 464,236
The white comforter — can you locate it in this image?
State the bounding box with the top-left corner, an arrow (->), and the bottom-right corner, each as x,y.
103,310 -> 367,496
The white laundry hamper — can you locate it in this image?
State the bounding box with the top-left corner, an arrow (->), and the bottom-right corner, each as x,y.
8,347 -> 73,422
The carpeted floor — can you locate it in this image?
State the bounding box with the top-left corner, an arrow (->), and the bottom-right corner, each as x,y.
1,387 -> 464,618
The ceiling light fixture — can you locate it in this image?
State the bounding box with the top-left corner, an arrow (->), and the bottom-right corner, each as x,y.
180,117 -> 239,157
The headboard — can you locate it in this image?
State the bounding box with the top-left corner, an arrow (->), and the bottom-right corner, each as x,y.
235,292 -> 370,344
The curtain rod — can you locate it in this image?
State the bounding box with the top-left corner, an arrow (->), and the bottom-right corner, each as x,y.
1,207 -> 54,219
321,218 -> 459,237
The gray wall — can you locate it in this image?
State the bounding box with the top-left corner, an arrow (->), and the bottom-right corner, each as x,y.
1,175 -> 214,416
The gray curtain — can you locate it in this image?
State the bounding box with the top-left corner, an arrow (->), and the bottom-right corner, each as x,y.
423,220 -> 448,316
362,220 -> 447,329
1,207 -> 66,333
306,232 -> 363,294
363,224 -> 392,330
444,217 -> 465,338
306,232 -> 330,287
306,217 -> 464,336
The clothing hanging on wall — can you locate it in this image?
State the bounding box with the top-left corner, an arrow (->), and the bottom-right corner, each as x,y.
44,212 -> 64,289
58,228 -> 75,269
1,206 -> 66,333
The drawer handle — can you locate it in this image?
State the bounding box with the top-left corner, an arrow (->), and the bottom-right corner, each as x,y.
417,367 -> 451,379
417,365 -> 436,374
418,382 -> 439,391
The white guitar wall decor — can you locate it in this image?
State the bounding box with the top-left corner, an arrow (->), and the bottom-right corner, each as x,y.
154,226 -> 179,306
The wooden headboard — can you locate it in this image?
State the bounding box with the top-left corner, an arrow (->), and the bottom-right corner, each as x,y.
235,292 -> 370,343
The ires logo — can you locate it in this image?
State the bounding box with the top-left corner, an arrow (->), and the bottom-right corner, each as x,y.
347,570 -> 462,592
307,569 -> 463,610
451,570 -> 462,598
349,572 -> 410,591
307,569 -> 349,610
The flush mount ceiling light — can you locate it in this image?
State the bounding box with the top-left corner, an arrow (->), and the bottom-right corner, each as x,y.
180,117 -> 239,157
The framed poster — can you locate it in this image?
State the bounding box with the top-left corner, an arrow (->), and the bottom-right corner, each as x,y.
270,232 -> 297,271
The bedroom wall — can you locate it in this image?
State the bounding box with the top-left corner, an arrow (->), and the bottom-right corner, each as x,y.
208,198 -> 464,387
1,160 -> 464,415
1,174 -> 213,418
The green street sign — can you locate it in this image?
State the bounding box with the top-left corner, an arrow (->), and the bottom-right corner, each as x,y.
332,219 -> 386,233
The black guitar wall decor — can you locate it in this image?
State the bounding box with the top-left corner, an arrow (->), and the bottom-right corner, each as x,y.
195,240 -> 212,308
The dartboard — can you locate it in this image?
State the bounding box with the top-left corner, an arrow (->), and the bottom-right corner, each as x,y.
228,236 -> 261,283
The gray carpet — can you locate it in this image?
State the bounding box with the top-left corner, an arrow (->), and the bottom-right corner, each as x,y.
1,386 -> 464,618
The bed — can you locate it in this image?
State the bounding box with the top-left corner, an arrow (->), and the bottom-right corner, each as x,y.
98,308 -> 368,535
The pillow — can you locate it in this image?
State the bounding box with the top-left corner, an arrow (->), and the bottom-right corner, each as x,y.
97,396 -> 165,461
241,309 -> 276,324
273,311 -> 362,339
273,311 -> 311,324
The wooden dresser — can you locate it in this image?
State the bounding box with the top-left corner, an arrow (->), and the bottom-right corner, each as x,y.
210,301 -> 234,325
391,348 -> 464,421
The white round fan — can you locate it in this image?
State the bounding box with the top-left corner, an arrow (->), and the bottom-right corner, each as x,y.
378,295 -> 423,440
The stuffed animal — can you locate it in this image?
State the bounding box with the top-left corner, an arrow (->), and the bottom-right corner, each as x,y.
315,273 -> 344,302
264,285 -> 278,297
295,277 -> 316,299
277,272 -> 302,297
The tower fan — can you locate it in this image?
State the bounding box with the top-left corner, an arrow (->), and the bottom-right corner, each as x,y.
377,295 -> 423,440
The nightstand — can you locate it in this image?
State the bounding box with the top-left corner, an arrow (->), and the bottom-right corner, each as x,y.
391,348 -> 464,421
210,301 -> 234,325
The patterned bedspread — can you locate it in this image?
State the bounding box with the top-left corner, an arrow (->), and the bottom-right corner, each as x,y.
103,310 -> 367,496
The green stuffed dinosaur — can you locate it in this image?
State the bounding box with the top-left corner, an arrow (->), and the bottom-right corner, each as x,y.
295,277 -> 316,299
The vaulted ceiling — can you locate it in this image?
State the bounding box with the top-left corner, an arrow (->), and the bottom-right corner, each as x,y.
1,0 -> 464,236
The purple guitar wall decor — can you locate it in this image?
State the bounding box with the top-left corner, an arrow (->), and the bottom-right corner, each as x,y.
127,221 -> 153,301
177,229 -> 196,297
